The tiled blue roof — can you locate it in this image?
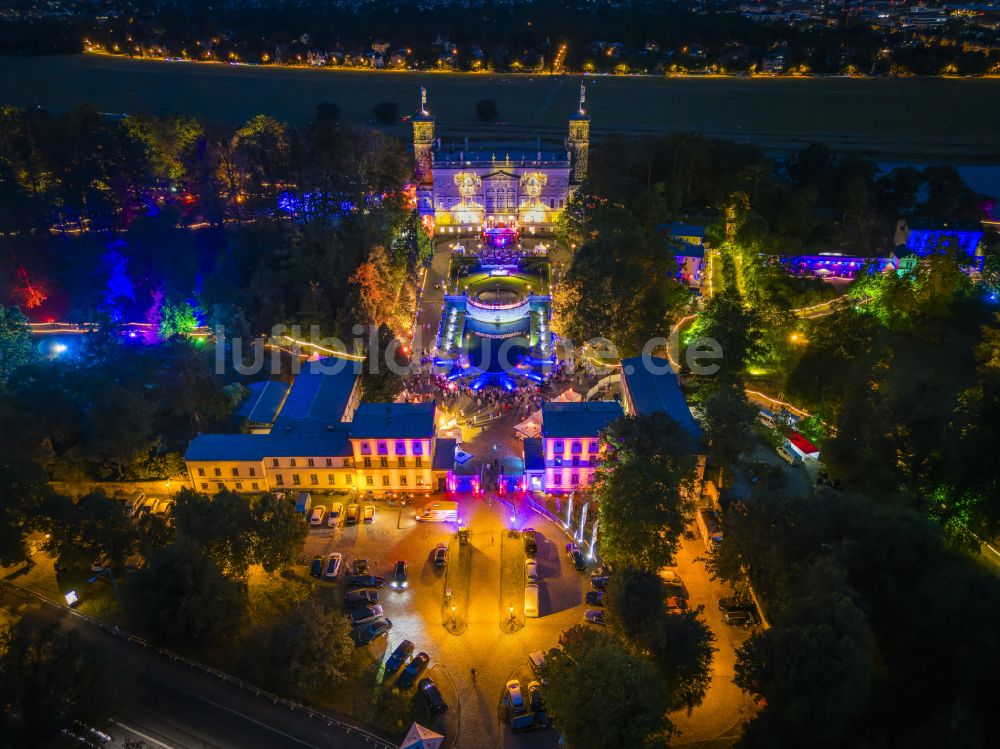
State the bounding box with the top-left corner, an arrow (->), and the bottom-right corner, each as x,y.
659,221 -> 706,239
432,438 -> 457,470
237,380 -> 291,425
620,356 -> 703,442
523,438 -> 544,471
541,401 -> 623,438
184,430 -> 352,462
349,402 -> 436,439
272,359 -> 359,433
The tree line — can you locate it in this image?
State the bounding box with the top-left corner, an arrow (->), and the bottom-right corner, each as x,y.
7,0 -> 999,76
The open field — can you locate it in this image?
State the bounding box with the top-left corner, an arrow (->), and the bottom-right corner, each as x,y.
2,55 -> 1000,161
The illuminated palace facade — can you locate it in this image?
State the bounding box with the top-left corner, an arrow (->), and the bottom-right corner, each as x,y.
412,87 -> 590,239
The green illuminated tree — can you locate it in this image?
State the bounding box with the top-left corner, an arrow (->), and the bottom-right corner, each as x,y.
250,492 -> 308,573
595,413 -> 698,569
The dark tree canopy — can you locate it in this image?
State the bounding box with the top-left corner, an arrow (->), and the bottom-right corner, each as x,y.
0,622 -> 125,747
595,413 -> 698,569
541,625 -> 673,749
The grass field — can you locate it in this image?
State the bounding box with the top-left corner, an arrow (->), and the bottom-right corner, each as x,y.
2,54 -> 999,161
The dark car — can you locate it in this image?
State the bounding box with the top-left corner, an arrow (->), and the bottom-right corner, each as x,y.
585,590 -> 605,606
351,617 -> 392,645
523,528 -> 537,555
346,574 -> 386,588
397,651 -> 430,689
349,605 -> 384,626
391,560 -> 408,590
527,680 -> 544,713
590,575 -> 610,590
724,609 -> 757,627
565,543 -> 586,571
345,589 -> 379,608
418,677 -> 448,714
719,596 -> 755,612
584,609 -> 606,625
433,544 -> 448,567
309,555 -> 323,577
385,640 -> 414,674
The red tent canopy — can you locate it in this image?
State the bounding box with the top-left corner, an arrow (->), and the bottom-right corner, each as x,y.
787,431 -> 820,458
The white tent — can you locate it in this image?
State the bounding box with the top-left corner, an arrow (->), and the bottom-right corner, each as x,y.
400,722 -> 444,749
514,410 -> 543,440
553,388 -> 583,402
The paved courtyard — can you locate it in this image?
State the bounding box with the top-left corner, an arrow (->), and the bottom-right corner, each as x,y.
302,493 -> 592,748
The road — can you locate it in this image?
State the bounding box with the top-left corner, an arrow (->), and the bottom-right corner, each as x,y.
0,587 -> 389,749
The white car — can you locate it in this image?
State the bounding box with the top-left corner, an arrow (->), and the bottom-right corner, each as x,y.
324,552 -> 342,579
660,570 -> 683,587
505,679 -> 527,715
525,559 -> 539,583
363,505 -> 375,524
309,506 -> 327,526
328,502 -> 344,526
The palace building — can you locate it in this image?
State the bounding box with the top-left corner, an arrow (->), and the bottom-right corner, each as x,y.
413,85 -> 590,241
184,360 -> 456,495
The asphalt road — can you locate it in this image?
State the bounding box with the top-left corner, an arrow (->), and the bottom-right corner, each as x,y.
0,588 -> 389,749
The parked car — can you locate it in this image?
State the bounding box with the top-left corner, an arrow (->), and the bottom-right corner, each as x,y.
352,617 -> 392,645
397,652 -> 430,689
345,504 -> 361,525
590,575 -> 610,590
584,609 -> 606,625
152,498 -> 174,517
719,596 -> 755,612
777,444 -> 802,466
585,590 -> 604,606
665,596 -> 689,612
660,570 -> 684,588
565,543 -> 586,571
328,502 -> 343,526
524,559 -> 539,583
323,552 -> 343,579
345,589 -> 379,608
362,505 -> 375,524
123,492 -> 145,518
433,543 -> 448,567
724,609 -> 757,627
309,506 -> 326,526
309,555 -> 323,577
350,605 -> 384,626
527,680 -> 544,713
139,496 -> 157,517
384,640 -> 414,674
391,560 -> 409,589
522,528 -> 537,554
418,677 -> 448,714
505,679 -> 527,715
346,574 -> 386,588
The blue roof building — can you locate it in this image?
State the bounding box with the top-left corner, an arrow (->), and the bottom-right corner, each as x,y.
349,403 -> 436,439
184,363 -> 448,496
236,380 -> 291,433
620,356 -> 703,445
541,401 -> 624,438
272,358 -> 361,434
